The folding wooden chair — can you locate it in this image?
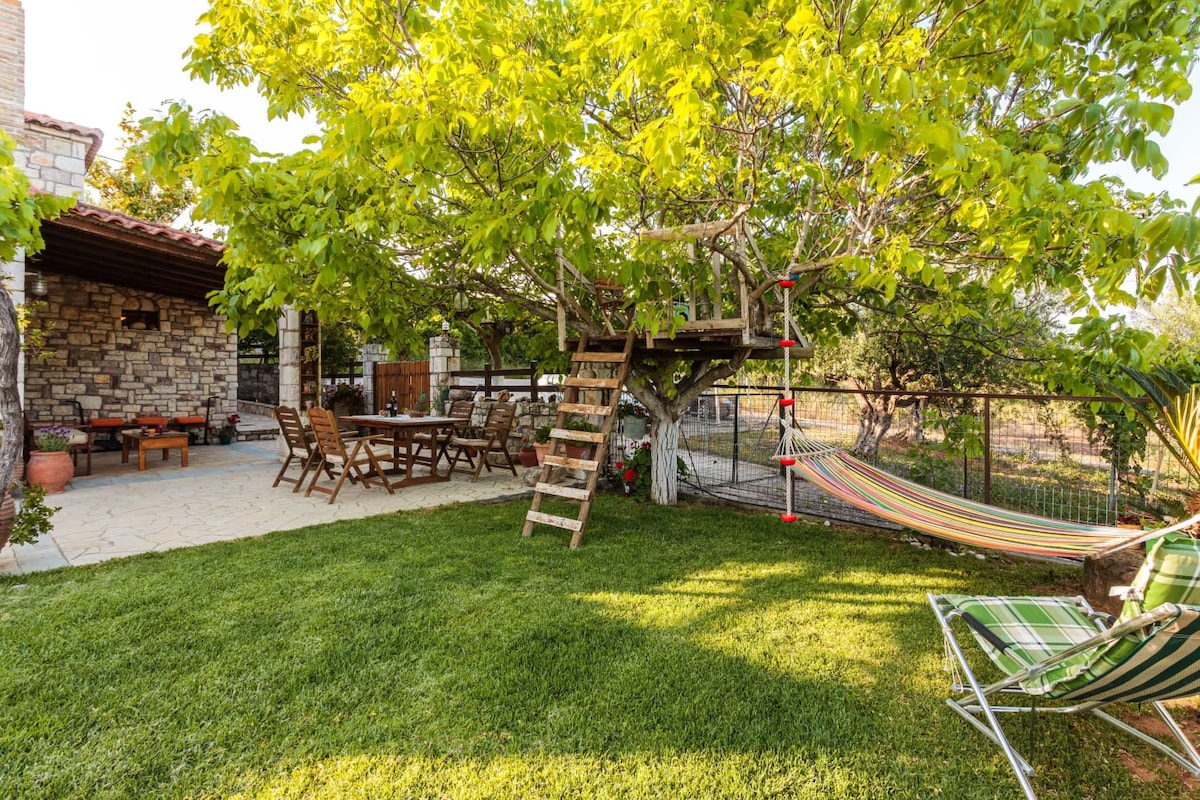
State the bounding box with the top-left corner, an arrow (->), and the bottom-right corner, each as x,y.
272,405 -> 328,492
412,399 -> 474,469
447,401 -> 518,482
928,535 -> 1200,799
304,407 -> 396,503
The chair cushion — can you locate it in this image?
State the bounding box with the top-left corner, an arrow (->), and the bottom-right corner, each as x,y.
90,417 -> 127,428
173,416 -> 207,425
66,428 -> 89,446
1120,535 -> 1200,621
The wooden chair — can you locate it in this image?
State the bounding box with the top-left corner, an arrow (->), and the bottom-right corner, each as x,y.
304,407 -> 397,503
272,405 -> 328,492
412,399 -> 474,468
447,401 -> 518,482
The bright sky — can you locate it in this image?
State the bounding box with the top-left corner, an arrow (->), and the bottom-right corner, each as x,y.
23,0 -> 314,165
22,0 -> 1200,207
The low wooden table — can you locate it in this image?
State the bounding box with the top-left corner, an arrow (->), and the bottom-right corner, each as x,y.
121,430 -> 189,471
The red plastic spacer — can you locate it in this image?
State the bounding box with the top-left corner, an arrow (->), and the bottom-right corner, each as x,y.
779,457 -> 796,466
780,398 -> 795,407
778,279 -> 795,289
779,338 -> 795,348
780,514 -> 798,523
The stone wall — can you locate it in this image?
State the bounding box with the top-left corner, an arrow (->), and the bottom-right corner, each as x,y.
23,273 -> 237,421
462,396 -> 558,445
21,122 -> 89,196
238,364 -> 280,405
0,0 -> 25,142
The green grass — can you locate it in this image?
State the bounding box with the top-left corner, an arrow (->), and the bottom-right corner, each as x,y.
0,498 -> 1195,799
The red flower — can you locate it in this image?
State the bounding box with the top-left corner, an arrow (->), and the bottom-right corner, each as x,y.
615,461 -> 624,469
623,468 -> 636,483
640,442 -> 651,450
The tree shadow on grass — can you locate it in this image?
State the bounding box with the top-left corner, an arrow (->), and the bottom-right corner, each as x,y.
0,498 -> 1177,799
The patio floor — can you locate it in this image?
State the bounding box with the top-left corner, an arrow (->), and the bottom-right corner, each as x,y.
2,415 -> 531,576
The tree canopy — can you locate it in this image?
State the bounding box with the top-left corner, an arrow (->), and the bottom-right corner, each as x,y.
86,103 -> 198,226
144,0 -> 1200,502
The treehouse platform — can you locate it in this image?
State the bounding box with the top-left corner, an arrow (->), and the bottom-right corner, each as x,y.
569,320 -> 811,361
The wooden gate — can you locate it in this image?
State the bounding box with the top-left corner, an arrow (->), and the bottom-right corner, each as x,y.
373,361 -> 431,412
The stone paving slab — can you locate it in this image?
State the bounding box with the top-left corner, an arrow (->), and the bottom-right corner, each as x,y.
1,437 -> 531,576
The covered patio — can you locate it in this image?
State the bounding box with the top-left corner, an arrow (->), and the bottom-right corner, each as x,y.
0,426 -> 530,575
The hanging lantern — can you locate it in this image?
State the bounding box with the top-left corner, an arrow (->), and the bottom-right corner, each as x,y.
30,271 -> 48,297
453,286 -> 470,314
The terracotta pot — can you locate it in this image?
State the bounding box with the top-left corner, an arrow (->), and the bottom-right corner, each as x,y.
0,491 -> 14,552
518,448 -> 539,468
532,442 -> 550,465
564,444 -> 593,461
26,450 -> 74,494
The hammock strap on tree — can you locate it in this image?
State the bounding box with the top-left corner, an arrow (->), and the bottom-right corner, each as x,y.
787,444 -> 1200,558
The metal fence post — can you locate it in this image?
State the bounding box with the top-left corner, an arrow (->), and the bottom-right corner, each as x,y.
983,396 -> 992,505
732,394 -> 740,483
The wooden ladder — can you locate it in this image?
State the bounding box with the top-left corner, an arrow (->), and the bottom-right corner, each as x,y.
522,332 -> 635,548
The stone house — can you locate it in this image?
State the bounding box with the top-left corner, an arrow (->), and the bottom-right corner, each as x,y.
1,0 -> 238,425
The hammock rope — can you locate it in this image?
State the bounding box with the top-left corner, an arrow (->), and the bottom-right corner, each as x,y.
785,437 -> 1200,557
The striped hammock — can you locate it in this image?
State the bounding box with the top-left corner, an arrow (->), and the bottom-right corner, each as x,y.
784,436 -> 1200,558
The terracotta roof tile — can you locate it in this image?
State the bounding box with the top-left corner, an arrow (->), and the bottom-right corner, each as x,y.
23,112 -> 104,169
73,203 -> 225,253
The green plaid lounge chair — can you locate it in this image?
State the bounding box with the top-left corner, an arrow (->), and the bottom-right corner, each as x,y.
928,535 -> 1200,800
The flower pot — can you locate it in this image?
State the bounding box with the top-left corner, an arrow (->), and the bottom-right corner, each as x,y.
532,442 -> 550,465
218,431 -> 235,445
622,416 -> 648,440
564,444 -> 593,461
26,450 -> 74,494
518,448 -> 539,468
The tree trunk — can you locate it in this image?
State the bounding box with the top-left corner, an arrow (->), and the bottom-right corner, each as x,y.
852,393 -> 897,458
0,288 -> 23,516
649,415 -> 681,506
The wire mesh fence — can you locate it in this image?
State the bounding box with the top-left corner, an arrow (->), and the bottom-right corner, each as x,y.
608,386 -> 1191,529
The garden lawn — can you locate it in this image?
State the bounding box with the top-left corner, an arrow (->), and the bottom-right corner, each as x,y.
0,497 -> 1196,799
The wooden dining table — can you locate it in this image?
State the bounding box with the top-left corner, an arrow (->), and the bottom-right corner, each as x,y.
340,414 -> 462,488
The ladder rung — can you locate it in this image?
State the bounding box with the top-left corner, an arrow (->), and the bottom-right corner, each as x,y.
535,482 -> 592,501
544,454 -> 599,471
549,428 -> 604,443
573,352 -> 628,363
557,403 -> 612,416
563,377 -> 620,389
526,510 -> 584,532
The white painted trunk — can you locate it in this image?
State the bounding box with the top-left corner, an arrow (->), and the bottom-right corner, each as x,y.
650,416 -> 681,506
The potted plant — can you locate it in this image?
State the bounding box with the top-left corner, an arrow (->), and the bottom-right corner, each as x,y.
217,413 -> 240,445
517,432 -> 539,468
618,397 -> 649,440
26,424 -> 75,494
612,440 -> 690,501
532,425 -> 552,464
564,419 -> 600,460
322,382 -> 364,417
